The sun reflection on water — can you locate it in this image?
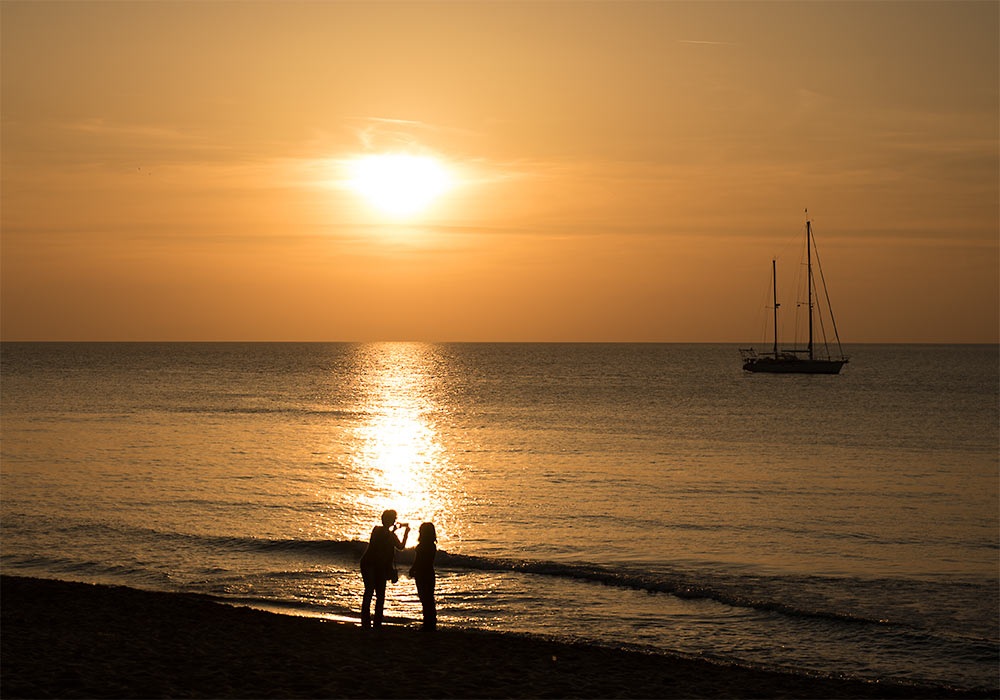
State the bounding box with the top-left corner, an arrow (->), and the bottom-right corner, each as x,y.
346,343 -> 455,541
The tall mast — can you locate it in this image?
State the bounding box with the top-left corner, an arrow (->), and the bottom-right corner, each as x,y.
806,217 -> 814,360
772,258 -> 779,358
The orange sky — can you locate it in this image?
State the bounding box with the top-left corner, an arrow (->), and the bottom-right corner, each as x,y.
2,1 -> 997,342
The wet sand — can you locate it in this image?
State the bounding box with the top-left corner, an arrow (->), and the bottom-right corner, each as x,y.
1,575 -> 989,699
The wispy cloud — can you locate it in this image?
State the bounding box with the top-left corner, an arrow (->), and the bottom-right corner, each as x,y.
678,39 -> 737,46
62,118 -> 189,141
362,117 -> 427,127
349,116 -> 482,151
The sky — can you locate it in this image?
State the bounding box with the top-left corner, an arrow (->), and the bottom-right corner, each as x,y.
2,1 -> 997,342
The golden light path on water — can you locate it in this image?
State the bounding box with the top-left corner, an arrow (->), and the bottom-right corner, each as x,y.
344,343 -> 458,543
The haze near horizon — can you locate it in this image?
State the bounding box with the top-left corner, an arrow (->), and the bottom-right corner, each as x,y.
2,1 -> 997,342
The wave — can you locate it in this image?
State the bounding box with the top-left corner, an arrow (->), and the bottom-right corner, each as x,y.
436,552 -> 903,627
8,521 -> 994,637
177,534 -> 900,628
1,553 -> 175,586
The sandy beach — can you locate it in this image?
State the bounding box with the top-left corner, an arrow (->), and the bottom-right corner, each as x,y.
1,575 -> 989,699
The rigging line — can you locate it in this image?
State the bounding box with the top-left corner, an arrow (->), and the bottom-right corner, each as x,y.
774,223 -> 803,264
791,234 -> 807,349
766,229 -> 800,349
757,300 -> 768,351
812,271 -> 832,359
806,250 -> 830,358
759,269 -> 772,349
752,263 -> 773,349
812,233 -> 845,359
774,224 -> 806,347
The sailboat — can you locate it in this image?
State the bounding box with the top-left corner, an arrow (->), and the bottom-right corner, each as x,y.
740,216 -> 849,374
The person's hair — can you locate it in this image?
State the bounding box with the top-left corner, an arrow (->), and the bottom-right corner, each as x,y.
381,509 -> 397,527
418,522 -> 437,543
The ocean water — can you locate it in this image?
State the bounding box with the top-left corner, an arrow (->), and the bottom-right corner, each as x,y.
1,342 -> 997,690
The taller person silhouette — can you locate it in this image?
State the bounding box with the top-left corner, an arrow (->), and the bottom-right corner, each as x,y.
359,509 -> 409,628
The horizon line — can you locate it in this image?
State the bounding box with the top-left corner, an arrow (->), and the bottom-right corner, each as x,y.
1,340 -> 997,345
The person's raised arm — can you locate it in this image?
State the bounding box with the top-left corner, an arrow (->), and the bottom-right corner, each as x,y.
396,523 -> 411,549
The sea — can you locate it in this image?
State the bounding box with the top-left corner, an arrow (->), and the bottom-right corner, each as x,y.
1,342 -> 997,691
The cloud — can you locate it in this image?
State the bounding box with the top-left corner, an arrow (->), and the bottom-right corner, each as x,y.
677,39 -> 737,46
62,118 -> 189,141
348,116 -> 483,152
362,117 -> 427,127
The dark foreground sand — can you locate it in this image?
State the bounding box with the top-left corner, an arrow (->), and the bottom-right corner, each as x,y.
1,575 -> 991,699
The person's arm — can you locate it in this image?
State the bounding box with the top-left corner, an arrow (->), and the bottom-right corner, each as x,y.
409,542 -> 428,578
396,524 -> 411,549
408,544 -> 421,578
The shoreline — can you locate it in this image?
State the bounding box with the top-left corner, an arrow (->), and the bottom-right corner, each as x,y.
2,575 -> 992,699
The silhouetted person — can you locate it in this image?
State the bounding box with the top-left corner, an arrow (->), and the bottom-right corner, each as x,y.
359,509 -> 409,628
408,521 -> 437,631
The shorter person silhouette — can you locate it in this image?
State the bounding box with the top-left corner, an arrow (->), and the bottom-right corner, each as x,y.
359,509 -> 409,628
408,521 -> 437,631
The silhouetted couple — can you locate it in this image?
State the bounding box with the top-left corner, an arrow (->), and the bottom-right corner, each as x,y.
359,509 -> 437,630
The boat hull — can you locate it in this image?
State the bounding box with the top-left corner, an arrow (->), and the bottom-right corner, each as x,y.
743,357 -> 847,374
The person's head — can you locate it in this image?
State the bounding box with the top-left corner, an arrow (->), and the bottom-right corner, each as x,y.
418,522 -> 436,543
381,509 -> 397,528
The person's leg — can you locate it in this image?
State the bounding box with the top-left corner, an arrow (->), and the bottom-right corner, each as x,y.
416,577 -> 436,630
373,579 -> 387,627
361,583 -> 374,628
426,577 -> 436,629
415,578 -> 427,626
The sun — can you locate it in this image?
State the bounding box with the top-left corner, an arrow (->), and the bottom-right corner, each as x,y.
347,154 -> 451,217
